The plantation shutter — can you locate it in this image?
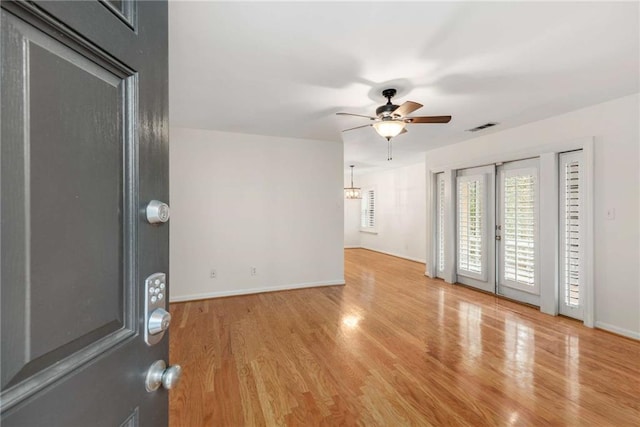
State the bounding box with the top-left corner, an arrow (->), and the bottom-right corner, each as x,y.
457,175 -> 485,279
361,189 -> 375,229
559,151 -> 583,318
502,171 -> 537,287
437,174 -> 445,273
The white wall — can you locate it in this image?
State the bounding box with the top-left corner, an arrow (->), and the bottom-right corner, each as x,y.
170,127 -> 344,301
346,162 -> 427,263
424,93 -> 640,338
343,193 -> 361,248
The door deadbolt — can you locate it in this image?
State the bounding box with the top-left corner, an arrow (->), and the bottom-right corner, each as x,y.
146,200 -> 170,224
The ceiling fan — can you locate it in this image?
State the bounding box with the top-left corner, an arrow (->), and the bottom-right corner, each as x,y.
337,88 -> 452,160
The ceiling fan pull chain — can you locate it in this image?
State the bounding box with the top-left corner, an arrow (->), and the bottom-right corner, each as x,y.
387,140 -> 392,161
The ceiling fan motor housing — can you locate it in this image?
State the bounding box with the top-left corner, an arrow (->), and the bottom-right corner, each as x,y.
376,103 -> 399,117
377,88 -> 399,117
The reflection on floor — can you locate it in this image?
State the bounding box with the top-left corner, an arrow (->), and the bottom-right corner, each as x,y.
169,248 -> 640,426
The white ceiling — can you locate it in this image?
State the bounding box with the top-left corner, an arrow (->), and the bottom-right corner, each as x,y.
169,1 -> 639,174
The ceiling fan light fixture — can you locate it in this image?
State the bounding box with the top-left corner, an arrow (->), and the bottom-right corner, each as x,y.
373,120 -> 405,139
344,165 -> 362,199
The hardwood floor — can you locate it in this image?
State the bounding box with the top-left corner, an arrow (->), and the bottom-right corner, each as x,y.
169,249 -> 640,426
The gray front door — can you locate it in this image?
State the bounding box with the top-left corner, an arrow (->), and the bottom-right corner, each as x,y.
1,1 -> 170,425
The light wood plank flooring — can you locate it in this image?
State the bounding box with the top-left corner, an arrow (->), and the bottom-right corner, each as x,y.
169,249 -> 640,426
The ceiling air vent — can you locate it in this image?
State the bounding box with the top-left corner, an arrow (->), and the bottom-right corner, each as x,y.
466,122 -> 499,132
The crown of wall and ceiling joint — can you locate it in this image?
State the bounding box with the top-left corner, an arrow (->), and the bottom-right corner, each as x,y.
466,122 -> 499,132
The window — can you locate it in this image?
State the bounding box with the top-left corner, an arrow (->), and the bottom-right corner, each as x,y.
502,171 -> 537,287
559,151 -> 583,319
360,189 -> 376,232
457,175 -> 485,278
436,173 -> 445,273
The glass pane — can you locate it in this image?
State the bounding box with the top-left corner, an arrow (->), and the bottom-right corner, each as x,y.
458,179 -> 483,275
503,174 -> 536,286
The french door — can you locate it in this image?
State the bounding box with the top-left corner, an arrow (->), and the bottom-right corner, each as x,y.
455,159 -> 539,305
448,152 -> 588,315
496,159 -> 540,306
456,165 -> 495,293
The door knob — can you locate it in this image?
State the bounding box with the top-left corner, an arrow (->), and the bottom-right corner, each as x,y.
145,360 -> 182,392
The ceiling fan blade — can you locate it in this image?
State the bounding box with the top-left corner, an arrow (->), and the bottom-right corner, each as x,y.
405,115 -> 452,124
336,112 -> 377,120
393,101 -> 423,117
341,123 -> 372,132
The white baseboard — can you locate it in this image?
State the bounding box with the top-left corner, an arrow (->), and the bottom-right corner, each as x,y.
169,279 -> 345,303
595,321 -> 640,340
346,246 -> 430,275
359,247 -> 426,264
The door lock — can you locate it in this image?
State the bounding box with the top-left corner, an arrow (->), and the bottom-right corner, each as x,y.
145,273 -> 169,345
148,308 -> 171,335
146,200 -> 170,224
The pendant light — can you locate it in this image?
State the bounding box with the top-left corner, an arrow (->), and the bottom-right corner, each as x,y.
344,165 -> 362,199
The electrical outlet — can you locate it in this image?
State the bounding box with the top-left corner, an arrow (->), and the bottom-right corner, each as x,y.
210,269 -> 217,279
251,267 -> 257,276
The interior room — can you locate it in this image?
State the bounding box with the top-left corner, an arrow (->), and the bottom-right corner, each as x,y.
0,1 -> 638,426
166,1 -> 639,425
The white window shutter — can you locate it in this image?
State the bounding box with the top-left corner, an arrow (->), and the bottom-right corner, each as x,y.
437,175 -> 445,272
502,173 -> 537,287
367,189 -> 375,228
560,152 -> 583,314
361,189 -> 376,229
457,176 -> 484,277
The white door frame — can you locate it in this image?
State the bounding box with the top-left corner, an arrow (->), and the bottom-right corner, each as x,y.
426,137 -> 594,327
